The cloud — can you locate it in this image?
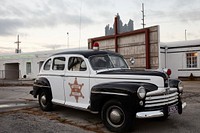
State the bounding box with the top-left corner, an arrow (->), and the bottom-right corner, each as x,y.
0,0 -> 94,36
41,44 -> 65,49
0,46 -> 13,50
0,18 -> 24,36
82,0 -> 114,8
174,0 -> 199,8
0,46 -> 14,54
146,0 -> 200,25
167,0 -> 200,23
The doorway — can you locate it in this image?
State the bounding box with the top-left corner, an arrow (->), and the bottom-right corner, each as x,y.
4,63 -> 20,79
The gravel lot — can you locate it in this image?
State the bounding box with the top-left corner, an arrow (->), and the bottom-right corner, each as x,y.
0,81 -> 200,133
0,112 -> 93,133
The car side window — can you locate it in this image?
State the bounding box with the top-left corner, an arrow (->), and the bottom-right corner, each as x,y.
43,59 -> 52,70
52,57 -> 66,71
68,57 -> 87,71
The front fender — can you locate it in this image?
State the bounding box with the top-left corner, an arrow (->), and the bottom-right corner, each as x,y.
169,79 -> 181,88
90,82 -> 158,112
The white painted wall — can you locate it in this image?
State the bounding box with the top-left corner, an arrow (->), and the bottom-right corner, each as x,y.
0,55 -> 47,79
166,53 -> 183,79
160,49 -> 166,69
0,48 -> 87,80
160,39 -> 200,79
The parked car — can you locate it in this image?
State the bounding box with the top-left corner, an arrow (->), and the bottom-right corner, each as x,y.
30,50 -> 186,132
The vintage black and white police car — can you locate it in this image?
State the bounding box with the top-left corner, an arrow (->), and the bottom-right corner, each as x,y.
30,49 -> 186,132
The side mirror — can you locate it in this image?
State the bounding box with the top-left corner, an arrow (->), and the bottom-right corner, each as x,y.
130,57 -> 135,65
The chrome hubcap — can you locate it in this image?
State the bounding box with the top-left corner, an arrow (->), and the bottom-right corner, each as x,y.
41,95 -> 47,106
110,109 -> 122,124
107,106 -> 125,128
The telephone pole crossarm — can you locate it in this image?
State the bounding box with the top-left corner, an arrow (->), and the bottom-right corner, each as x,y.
15,35 -> 21,53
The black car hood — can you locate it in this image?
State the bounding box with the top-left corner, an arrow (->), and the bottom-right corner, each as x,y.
97,69 -> 168,79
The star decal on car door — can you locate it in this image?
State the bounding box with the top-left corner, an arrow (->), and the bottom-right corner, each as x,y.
68,77 -> 84,103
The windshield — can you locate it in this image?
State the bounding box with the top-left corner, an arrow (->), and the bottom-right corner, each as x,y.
89,54 -> 129,70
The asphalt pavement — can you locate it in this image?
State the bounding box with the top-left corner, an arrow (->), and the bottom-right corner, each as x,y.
0,86 -> 94,133
0,81 -> 200,133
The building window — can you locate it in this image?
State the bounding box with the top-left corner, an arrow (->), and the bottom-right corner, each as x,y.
186,53 -> 197,68
26,62 -> 31,74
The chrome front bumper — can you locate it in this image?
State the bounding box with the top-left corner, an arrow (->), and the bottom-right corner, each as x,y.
136,102 -> 187,119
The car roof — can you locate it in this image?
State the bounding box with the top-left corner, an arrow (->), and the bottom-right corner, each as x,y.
53,50 -> 121,58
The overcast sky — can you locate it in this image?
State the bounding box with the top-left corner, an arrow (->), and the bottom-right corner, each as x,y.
0,0 -> 200,53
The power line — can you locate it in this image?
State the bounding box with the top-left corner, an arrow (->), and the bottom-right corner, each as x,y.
185,29 -> 187,41
79,0 -> 83,49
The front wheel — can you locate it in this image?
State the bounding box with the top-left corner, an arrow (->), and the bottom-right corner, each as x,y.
38,89 -> 53,111
101,100 -> 135,132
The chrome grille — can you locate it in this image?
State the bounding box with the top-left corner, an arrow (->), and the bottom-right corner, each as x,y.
145,91 -> 179,108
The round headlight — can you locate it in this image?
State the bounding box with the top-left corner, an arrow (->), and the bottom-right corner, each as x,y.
137,86 -> 146,99
178,81 -> 183,93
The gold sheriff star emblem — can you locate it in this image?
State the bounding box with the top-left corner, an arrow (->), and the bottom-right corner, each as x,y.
68,78 -> 84,103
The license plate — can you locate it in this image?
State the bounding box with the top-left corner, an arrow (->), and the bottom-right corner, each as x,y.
168,105 -> 178,114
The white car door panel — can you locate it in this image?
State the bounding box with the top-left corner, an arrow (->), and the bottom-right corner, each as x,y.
64,56 -> 90,109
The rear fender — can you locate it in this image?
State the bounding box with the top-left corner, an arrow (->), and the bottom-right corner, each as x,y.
31,77 -> 52,99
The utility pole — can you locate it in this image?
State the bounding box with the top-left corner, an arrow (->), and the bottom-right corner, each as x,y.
15,35 -> 21,53
141,3 -> 145,28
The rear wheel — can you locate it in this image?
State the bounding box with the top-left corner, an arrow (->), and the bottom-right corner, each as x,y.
101,100 -> 135,132
38,89 -> 53,111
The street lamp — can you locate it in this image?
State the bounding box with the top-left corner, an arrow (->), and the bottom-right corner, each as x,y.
67,32 -> 69,48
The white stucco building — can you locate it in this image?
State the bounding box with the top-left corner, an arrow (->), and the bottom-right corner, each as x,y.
0,48 -> 87,80
160,39 -> 200,80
